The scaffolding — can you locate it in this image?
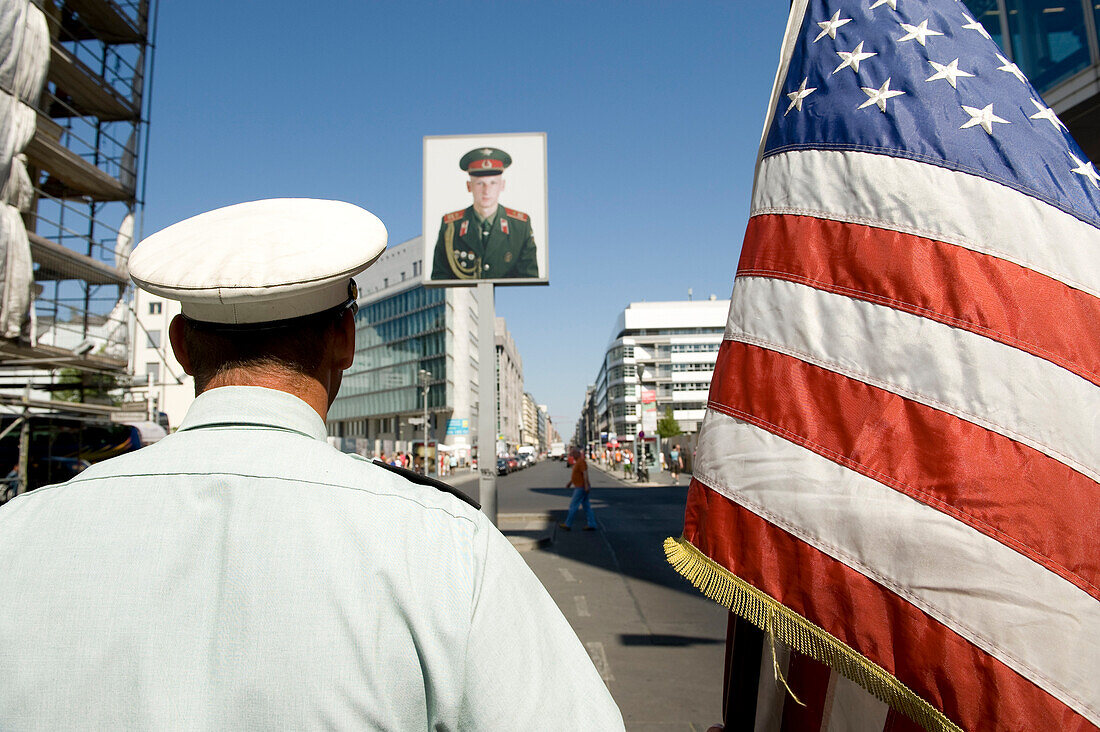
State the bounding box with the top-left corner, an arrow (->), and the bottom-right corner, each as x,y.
0,0 -> 158,497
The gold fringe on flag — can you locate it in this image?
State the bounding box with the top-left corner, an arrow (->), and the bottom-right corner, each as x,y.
664,535 -> 963,732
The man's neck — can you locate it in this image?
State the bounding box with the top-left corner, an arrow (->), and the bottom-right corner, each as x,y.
200,369 -> 331,421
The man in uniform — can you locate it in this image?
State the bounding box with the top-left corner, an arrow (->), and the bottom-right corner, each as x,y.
431,147 -> 539,280
0,199 -> 622,730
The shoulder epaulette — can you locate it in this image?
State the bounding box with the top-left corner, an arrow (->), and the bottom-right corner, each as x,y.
372,459 -> 481,509
504,208 -> 529,222
443,210 -> 466,223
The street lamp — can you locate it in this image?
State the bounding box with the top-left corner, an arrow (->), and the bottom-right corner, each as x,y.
418,369 -> 431,475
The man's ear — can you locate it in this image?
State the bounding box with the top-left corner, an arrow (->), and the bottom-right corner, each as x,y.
333,309 -> 356,371
466,179 -> 473,193
168,314 -> 195,375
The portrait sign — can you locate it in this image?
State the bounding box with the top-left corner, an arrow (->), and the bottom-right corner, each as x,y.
423,133 -> 548,286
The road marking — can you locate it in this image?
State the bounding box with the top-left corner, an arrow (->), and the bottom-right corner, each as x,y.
558,567 -> 576,583
585,641 -> 615,682
574,595 -> 590,617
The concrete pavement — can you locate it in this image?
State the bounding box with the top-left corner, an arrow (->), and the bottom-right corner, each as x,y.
454,460 -> 728,730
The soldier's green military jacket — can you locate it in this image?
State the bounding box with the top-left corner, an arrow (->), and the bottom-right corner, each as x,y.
432,204 -> 538,280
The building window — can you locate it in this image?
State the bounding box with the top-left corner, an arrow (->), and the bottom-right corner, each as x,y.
673,381 -> 712,391
1004,0 -> 1091,91
383,277 -> 389,288
962,0 -> 1093,93
146,329 -> 161,348
148,301 -> 162,315
670,342 -> 720,354
145,362 -> 159,381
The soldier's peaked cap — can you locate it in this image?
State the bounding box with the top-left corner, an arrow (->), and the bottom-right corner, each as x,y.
128,198 -> 388,325
460,147 -> 511,176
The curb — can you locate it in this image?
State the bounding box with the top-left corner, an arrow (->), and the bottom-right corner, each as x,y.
498,511 -> 556,553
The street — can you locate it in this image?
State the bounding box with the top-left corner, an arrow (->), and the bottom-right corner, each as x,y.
458,460 -> 728,731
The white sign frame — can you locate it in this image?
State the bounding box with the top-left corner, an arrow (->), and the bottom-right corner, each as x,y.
423,132 -> 548,286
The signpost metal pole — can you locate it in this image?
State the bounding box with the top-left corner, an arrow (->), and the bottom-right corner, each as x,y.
16,386 -> 30,496
476,281 -> 498,525
419,369 -> 431,475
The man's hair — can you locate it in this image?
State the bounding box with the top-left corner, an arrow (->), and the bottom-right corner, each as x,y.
180,311 -> 342,393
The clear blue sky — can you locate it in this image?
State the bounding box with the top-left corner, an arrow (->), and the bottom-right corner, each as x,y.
140,1 -> 792,433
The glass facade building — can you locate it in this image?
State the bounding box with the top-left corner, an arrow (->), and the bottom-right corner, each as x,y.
964,0 -> 1100,160
965,0 -> 1095,91
327,237 -> 482,466
331,285 -> 447,422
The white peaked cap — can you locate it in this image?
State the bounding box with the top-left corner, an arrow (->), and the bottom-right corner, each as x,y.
129,198 -> 387,325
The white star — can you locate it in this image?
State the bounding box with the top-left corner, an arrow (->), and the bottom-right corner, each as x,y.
834,41 -> 877,75
961,13 -> 991,40
814,10 -> 852,42
858,78 -> 905,112
785,78 -> 818,115
1070,154 -> 1100,189
869,0 -> 898,10
996,54 -> 1027,84
1028,98 -> 1066,130
898,19 -> 943,46
960,104 -> 1009,134
926,58 -> 973,88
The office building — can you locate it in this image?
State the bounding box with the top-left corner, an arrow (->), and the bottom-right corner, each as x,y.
494,317 -> 523,455
328,236 -> 480,468
536,403 -> 549,454
130,290 -> 192,428
520,392 -> 538,449
963,0 -> 1100,161
580,298 -> 729,453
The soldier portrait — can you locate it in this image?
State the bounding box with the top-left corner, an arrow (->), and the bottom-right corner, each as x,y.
424,134 -> 548,285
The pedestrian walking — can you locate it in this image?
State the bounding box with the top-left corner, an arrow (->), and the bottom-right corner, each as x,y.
560,447 -> 598,531
670,443 -> 683,485
0,198 -> 623,730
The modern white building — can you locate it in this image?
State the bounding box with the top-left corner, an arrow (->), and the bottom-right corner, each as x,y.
130,289 -> 193,429
581,298 -> 729,453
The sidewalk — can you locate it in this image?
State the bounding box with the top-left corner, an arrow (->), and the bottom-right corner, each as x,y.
588,459 -> 691,489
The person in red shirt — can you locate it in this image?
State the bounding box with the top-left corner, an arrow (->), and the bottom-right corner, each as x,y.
559,448 -> 597,531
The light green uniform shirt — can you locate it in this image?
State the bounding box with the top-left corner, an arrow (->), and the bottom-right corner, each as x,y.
0,386 -> 623,730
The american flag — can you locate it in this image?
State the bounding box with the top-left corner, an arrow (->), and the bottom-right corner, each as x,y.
666,0 -> 1100,730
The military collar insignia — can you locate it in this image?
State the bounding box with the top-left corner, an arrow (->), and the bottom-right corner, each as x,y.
500,218 -> 509,235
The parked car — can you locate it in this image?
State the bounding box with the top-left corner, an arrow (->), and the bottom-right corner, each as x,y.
497,458 -> 510,475
506,456 -> 519,472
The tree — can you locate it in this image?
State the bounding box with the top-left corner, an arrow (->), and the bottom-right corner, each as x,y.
53,368 -> 123,405
656,407 -> 682,439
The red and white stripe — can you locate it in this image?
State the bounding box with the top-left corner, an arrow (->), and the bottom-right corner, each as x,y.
691,133 -> 1100,732
686,1 -> 1100,729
